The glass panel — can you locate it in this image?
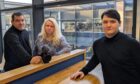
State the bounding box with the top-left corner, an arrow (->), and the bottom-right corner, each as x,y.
0,0 -> 4,9
44,0 -> 57,3
5,0 -> 32,3
77,20 -> 93,32
61,21 -> 75,46
3,0 -> 32,9
77,10 -> 92,20
44,8 -> 60,19
124,0 -> 133,36
76,4 -> 93,20
61,10 -> 75,20
44,0 -> 67,3
59,8 -> 76,49
93,18 -> 102,32
44,10 -> 50,18
62,21 -> 75,32
44,1 -> 128,57
61,21 -> 76,49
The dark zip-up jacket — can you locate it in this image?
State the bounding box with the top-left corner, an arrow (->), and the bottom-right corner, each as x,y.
4,26 -> 32,71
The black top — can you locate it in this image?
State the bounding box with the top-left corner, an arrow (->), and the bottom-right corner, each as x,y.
4,26 -> 32,71
81,32 -> 140,84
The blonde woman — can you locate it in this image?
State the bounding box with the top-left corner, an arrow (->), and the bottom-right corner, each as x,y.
30,18 -> 71,64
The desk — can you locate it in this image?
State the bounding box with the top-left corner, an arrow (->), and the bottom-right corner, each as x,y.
0,49 -> 86,84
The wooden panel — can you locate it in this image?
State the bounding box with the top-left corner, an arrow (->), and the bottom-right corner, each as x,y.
11,55 -> 84,84
36,61 -> 100,84
0,49 -> 85,84
35,61 -> 86,84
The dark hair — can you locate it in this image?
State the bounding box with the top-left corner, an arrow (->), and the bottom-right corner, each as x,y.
101,9 -> 121,23
11,12 -> 23,21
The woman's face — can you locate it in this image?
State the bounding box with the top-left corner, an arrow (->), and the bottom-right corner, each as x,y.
45,20 -> 55,36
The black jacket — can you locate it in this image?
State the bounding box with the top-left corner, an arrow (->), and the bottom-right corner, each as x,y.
4,26 -> 32,71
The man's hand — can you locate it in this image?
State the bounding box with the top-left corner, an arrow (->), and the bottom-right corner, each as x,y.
70,71 -> 85,80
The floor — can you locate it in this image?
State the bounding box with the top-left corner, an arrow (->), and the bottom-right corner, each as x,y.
89,63 -> 104,84
86,58 -> 104,84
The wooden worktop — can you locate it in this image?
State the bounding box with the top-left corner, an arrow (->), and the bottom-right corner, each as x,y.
0,49 -> 86,84
36,61 -> 100,84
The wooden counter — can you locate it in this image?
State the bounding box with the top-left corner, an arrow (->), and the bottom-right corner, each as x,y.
36,61 -> 100,84
0,49 -> 86,84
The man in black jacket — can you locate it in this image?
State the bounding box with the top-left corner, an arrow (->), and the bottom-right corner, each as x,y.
4,12 -> 35,71
71,9 -> 140,84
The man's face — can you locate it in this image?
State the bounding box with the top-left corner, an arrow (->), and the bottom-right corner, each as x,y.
102,15 -> 120,38
11,15 -> 25,31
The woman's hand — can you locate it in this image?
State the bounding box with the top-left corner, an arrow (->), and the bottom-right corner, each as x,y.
30,56 -> 43,64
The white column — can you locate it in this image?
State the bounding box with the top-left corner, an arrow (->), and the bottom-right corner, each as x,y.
115,0 -> 124,32
136,0 -> 140,41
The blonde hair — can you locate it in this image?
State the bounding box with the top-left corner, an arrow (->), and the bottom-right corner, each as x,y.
38,18 -> 62,46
